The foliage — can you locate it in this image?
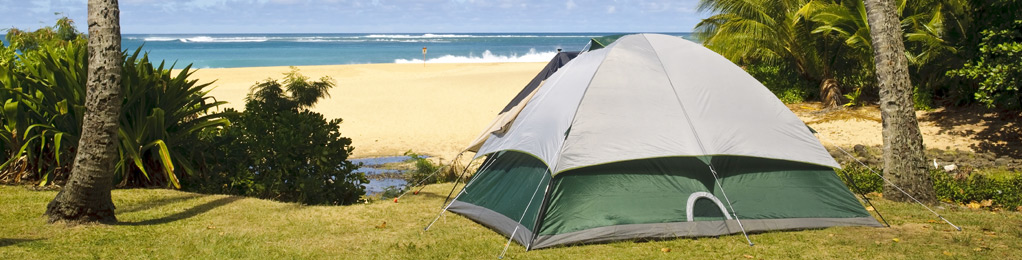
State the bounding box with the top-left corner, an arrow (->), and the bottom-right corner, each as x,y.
3,17 -> 80,52
0,37 -> 87,185
0,18 -> 229,188
187,68 -> 366,205
402,151 -> 458,186
947,20 -> 1022,110
113,50 -> 231,188
694,0 -> 1021,109
742,62 -> 815,103
695,0 -> 871,106
837,164 -> 1022,210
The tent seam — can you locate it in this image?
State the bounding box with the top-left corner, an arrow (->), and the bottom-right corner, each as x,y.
552,38 -> 620,175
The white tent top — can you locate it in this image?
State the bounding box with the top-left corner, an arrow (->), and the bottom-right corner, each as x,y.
475,34 -> 839,174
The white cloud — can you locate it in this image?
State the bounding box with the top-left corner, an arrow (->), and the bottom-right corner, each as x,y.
565,0 -> 576,10
606,5 -> 616,14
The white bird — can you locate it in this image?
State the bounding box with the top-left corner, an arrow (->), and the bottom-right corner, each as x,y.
943,164 -> 957,172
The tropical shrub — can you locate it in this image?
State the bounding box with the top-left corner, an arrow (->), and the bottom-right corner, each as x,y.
837,165 -> 1022,210
188,68 -> 366,205
743,62 -> 815,103
947,20 -> 1022,110
403,151 -> 459,186
0,18 -> 230,187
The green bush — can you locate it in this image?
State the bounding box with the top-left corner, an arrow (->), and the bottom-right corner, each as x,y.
186,68 -> 366,205
743,62 -> 815,104
403,151 -> 458,187
948,20 -> 1022,110
837,164 -> 1022,210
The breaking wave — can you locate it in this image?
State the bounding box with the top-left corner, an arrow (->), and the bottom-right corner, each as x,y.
393,49 -> 557,63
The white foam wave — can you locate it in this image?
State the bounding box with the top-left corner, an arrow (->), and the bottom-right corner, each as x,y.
179,36 -> 269,43
142,37 -> 177,42
394,49 -> 556,64
364,34 -> 598,39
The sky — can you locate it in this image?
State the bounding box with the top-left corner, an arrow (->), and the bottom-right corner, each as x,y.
1,0 -> 705,34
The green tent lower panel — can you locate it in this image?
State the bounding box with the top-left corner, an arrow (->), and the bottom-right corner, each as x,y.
533,156 -> 880,249
449,151 -> 550,247
531,217 -> 881,249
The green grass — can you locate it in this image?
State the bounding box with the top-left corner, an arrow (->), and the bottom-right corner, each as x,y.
2,184 -> 1021,259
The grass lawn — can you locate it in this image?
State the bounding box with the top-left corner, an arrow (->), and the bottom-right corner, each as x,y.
2,184 -> 1020,259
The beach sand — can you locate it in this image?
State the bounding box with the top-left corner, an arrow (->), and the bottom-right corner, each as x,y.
191,62 -> 1011,164
190,62 -> 546,161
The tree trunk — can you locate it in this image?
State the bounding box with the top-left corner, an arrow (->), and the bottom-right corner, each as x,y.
45,0 -> 122,224
819,78 -> 844,108
862,0 -> 936,204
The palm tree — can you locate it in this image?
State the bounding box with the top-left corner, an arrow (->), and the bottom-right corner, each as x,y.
695,0 -> 855,107
862,0 -> 936,204
45,0 -> 122,223
804,0 -> 970,106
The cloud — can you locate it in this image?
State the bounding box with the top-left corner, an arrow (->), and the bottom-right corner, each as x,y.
565,0 -> 576,10
606,5 -> 616,14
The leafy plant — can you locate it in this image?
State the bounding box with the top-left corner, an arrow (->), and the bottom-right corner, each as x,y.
837,164 -> 1022,210
947,20 -> 1022,110
190,68 -> 365,205
1,18 -> 230,188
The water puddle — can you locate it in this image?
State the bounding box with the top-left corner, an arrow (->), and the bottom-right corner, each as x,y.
351,156 -> 411,195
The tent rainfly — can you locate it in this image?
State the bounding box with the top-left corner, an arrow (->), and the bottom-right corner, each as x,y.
446,33 -> 881,250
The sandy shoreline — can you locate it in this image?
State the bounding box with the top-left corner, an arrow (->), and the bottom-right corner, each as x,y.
190,62 -> 547,160
190,62 -> 1012,163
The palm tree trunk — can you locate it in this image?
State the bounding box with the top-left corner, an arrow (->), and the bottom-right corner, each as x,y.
862,0 -> 936,204
45,0 -> 122,223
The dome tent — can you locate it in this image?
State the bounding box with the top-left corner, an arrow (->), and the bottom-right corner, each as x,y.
446,34 -> 881,250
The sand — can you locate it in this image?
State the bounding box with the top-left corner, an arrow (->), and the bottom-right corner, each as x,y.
190,62 -> 1014,163
190,62 -> 546,161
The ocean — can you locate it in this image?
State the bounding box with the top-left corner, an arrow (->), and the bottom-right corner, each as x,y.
120,33 -> 693,68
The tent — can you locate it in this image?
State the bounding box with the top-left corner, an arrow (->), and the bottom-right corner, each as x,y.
446,34 -> 881,250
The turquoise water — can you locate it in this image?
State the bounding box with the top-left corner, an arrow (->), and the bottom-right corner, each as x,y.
120,33 -> 693,68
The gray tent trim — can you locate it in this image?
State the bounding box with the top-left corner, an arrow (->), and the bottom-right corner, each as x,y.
448,201 -> 536,247
531,217 -> 882,249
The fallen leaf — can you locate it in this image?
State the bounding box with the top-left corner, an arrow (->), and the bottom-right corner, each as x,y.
742,254 -> 754,259
866,206 -> 875,211
660,248 -> 671,253
218,231 -> 225,236
942,251 -> 952,256
973,247 -> 983,252
892,238 -> 900,243
206,226 -> 216,229
966,201 -> 981,209
927,219 -> 939,223
980,199 -> 993,207
376,221 -> 387,229
828,233 -> 835,237
1016,206 -> 1022,211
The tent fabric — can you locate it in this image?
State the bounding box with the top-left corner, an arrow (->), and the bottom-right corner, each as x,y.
585,34 -> 625,51
450,34 -> 880,250
464,51 -> 579,153
474,34 -> 840,173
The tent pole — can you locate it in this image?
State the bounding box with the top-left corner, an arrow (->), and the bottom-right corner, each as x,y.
834,160 -> 892,227
441,152 -> 475,208
498,169 -> 548,259
706,164 -> 755,246
823,139 -> 961,231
